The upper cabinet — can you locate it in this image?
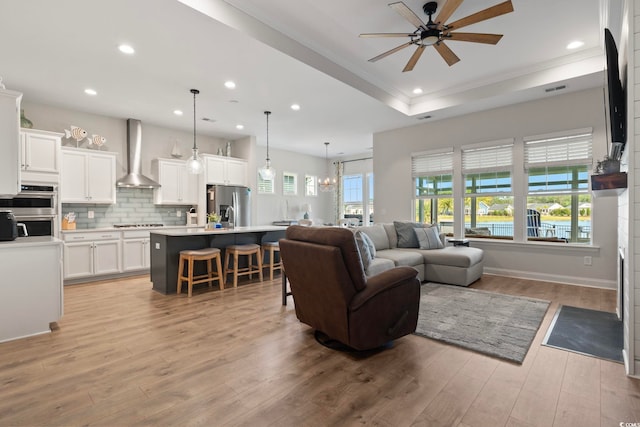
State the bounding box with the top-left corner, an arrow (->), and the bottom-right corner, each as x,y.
0,89 -> 22,196
152,158 -> 198,205
204,155 -> 247,187
21,129 -> 63,184
60,147 -> 116,204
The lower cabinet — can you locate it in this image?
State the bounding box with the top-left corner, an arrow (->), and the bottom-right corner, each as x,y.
63,231 -> 121,279
121,230 -> 151,271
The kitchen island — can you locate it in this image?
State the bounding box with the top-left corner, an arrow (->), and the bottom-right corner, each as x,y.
150,226 -> 287,294
0,236 -> 63,342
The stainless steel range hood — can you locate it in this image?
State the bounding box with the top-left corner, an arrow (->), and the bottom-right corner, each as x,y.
116,119 -> 161,188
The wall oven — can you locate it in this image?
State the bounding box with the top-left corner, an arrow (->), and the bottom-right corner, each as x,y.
0,184 -> 58,237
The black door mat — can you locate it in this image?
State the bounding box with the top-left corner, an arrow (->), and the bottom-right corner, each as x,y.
543,305 -> 623,363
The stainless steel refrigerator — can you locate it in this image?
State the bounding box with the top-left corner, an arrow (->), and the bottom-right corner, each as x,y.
206,184 -> 251,227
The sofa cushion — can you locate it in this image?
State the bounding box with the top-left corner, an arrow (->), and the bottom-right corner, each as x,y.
354,230 -> 374,270
394,221 -> 433,248
356,224 -> 389,251
365,257 -> 396,277
414,226 -> 444,249
420,246 -> 484,268
376,248 -> 424,267
383,223 -> 398,248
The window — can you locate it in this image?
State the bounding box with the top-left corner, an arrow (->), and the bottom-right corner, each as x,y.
462,140 -> 513,238
343,174 -> 364,225
413,149 -> 454,233
283,172 -> 297,195
524,129 -> 592,243
257,173 -> 274,194
340,159 -> 374,225
305,175 -> 317,196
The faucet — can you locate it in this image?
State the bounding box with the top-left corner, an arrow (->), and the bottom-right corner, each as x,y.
225,205 -> 235,229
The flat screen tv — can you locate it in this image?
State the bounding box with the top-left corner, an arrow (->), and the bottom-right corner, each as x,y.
604,28 -> 626,159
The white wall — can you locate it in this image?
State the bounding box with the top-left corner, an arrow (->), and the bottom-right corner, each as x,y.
252,146 -> 333,225
374,87 -> 618,288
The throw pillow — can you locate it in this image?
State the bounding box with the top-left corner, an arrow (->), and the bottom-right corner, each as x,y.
414,226 -> 444,250
394,221 -> 433,248
361,231 -> 377,258
354,230 -> 374,270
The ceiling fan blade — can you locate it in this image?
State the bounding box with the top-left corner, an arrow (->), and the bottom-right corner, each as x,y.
368,41 -> 414,62
446,0 -> 514,31
403,45 -> 426,72
434,42 -> 460,66
447,32 -> 504,44
389,2 -> 425,29
435,0 -> 464,27
359,33 -> 416,38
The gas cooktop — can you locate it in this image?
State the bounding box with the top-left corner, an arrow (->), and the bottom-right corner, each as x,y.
113,224 -> 164,228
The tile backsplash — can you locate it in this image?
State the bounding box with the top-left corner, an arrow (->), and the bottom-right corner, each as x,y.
62,188 -> 193,229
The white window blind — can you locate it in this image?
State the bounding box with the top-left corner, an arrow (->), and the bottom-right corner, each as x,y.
283,172 -> 297,195
462,143 -> 513,174
411,150 -> 453,177
257,175 -> 274,194
524,130 -> 592,169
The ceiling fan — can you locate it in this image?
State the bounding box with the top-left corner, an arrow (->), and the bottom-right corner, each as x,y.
360,0 -> 514,72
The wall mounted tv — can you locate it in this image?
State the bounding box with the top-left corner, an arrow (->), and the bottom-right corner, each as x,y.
604,28 -> 626,160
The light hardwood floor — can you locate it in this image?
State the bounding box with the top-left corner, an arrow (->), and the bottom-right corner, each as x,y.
1,274 -> 639,426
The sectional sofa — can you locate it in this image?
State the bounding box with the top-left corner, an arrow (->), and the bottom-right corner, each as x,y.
352,221 -> 484,287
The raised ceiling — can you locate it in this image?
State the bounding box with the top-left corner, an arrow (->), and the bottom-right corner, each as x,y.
0,0 -> 610,157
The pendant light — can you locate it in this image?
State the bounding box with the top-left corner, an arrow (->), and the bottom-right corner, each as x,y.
319,141 -> 336,192
186,88 -> 203,175
258,111 -> 275,180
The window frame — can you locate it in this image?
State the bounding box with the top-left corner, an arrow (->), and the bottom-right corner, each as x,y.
282,171 -> 298,196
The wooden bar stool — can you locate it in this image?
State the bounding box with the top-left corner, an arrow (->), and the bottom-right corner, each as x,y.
223,244 -> 263,288
177,247 -> 224,297
262,241 -> 282,281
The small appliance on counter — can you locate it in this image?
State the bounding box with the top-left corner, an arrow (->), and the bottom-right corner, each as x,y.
186,207 -> 198,226
0,210 -> 28,241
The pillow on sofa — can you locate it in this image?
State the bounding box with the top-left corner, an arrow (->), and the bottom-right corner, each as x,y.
414,226 -> 444,249
355,230 -> 374,269
394,221 -> 434,248
361,231 -> 376,258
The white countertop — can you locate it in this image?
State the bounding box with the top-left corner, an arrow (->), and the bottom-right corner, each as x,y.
150,225 -> 287,236
61,225 -> 201,234
0,236 -> 62,248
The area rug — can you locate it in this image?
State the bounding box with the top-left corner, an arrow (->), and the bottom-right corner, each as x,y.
415,283 -> 550,364
542,305 -> 623,363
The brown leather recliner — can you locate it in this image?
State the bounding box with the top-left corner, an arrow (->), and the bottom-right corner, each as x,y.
279,225 -> 421,351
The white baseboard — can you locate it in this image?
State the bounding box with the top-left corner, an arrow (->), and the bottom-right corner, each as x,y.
483,267 -> 616,289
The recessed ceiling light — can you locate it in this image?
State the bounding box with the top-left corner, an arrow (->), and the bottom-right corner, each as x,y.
118,44 -> 135,54
236,124 -> 244,130
173,110 -> 183,116
224,81 -> 236,89
291,104 -> 301,111
566,40 -> 584,50
413,88 -> 423,94
84,88 -> 97,96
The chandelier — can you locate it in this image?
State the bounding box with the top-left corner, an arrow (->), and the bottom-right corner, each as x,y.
319,142 -> 336,192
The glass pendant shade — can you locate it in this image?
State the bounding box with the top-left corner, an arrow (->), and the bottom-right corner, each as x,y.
188,88 -> 203,175
186,147 -> 203,174
258,111 -> 275,180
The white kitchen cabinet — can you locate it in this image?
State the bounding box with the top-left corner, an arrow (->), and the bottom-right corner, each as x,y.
204,155 -> 247,186
152,158 -> 198,205
121,229 -> 151,271
0,237 -> 63,343
20,129 -> 63,183
61,147 -> 116,204
63,230 -> 121,279
0,89 -> 22,196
